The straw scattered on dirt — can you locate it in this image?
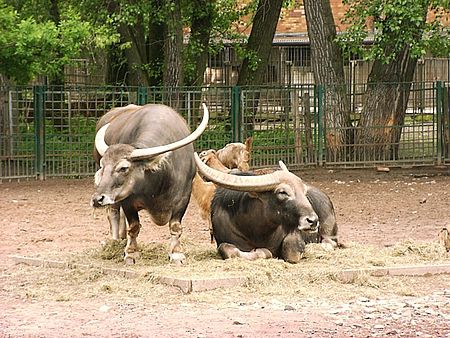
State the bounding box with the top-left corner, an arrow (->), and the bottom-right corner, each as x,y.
7,238 -> 448,308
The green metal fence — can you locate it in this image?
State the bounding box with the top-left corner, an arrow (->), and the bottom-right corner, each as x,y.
0,83 -> 448,180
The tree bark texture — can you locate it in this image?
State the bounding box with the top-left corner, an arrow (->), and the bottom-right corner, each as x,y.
105,0 -> 165,86
163,0 -> 184,110
237,0 -> 283,86
120,20 -> 150,86
303,0 -> 352,161
186,0 -> 214,86
356,46 -> 417,161
105,0 -> 149,86
147,16 -> 165,87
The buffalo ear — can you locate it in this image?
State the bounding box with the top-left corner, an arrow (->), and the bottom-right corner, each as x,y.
142,152 -> 171,171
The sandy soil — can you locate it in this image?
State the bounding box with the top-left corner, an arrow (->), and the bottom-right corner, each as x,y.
1,166 -> 449,337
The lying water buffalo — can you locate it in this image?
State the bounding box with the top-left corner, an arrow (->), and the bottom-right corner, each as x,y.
194,153 -> 339,263
91,103 -> 209,264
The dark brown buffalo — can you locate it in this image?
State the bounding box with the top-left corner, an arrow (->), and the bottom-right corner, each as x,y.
194,153 -> 339,263
91,103 -> 209,264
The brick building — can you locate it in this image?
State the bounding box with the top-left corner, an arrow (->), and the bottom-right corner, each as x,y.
205,1 -> 449,86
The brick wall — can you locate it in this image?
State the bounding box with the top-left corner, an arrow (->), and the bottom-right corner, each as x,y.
276,1 -> 350,34
274,1 -> 449,35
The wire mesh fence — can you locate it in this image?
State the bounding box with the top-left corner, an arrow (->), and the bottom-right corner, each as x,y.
0,82 -> 448,180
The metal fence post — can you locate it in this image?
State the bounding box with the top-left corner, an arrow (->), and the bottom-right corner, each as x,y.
137,86 -> 148,105
231,86 -> 242,142
317,84 -> 325,166
436,81 -> 443,165
33,85 -> 45,180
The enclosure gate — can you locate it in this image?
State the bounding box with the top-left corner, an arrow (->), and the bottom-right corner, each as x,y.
0,83 -> 448,180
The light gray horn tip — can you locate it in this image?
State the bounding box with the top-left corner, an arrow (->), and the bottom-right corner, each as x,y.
279,160 -> 288,171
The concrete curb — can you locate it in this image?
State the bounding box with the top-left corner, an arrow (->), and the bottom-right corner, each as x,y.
337,264 -> 450,283
9,255 -> 246,293
9,255 -> 450,292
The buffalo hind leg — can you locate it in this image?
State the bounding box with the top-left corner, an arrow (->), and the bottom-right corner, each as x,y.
218,243 -> 272,261
281,232 -> 306,264
168,220 -> 185,264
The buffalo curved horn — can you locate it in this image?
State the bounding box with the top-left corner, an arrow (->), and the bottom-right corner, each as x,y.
279,161 -> 289,172
194,152 -> 282,192
95,103 -> 210,159
129,103 -> 209,160
95,123 -> 110,157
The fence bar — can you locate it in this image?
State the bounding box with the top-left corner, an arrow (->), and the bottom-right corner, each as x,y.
137,86 -> 148,105
231,86 -> 241,142
33,85 -> 45,180
436,81 -> 443,165
317,85 -> 325,166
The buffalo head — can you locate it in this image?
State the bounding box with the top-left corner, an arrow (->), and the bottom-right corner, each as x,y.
194,152 -> 319,233
91,104 -> 209,208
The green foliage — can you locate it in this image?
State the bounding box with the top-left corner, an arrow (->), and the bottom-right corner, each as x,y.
195,121 -> 231,151
1,0 -> 292,86
338,0 -> 450,63
16,115 -> 97,158
0,0 -> 118,84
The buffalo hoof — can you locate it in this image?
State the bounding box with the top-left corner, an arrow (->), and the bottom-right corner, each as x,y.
218,243 -> 241,259
253,248 -> 272,259
124,251 -> 140,265
321,242 -> 335,252
169,252 -> 185,265
284,251 -> 304,264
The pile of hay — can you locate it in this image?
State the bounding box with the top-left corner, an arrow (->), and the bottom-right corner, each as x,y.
22,238 -> 447,304
89,238 -> 448,281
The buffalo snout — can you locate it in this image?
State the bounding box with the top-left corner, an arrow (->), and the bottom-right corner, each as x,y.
91,193 -> 115,208
298,213 -> 319,232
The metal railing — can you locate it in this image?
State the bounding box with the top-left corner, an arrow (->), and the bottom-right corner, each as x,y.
0,82 -> 448,180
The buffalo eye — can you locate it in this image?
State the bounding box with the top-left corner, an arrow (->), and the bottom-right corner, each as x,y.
276,189 -> 290,201
117,164 -> 130,174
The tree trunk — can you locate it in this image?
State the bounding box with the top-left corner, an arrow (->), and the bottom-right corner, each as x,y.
120,18 -> 150,86
237,0 -> 283,86
105,0 -> 161,87
186,0 -> 214,86
236,0 -> 283,136
147,5 -> 165,87
356,46 -> 417,161
105,45 -> 128,86
163,0 -> 183,110
185,0 -> 214,126
303,0 -> 352,161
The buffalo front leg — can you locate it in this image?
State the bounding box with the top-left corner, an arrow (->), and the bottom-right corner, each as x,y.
106,205 -> 127,240
281,232 -> 306,264
168,220 -> 186,264
217,243 -> 272,261
121,207 -> 141,264
124,219 -> 141,264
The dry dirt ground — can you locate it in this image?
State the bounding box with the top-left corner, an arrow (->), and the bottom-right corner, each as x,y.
1,166 -> 450,337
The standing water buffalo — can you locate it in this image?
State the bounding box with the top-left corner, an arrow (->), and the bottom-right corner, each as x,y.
91,103 -> 209,264
194,153 -> 339,263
